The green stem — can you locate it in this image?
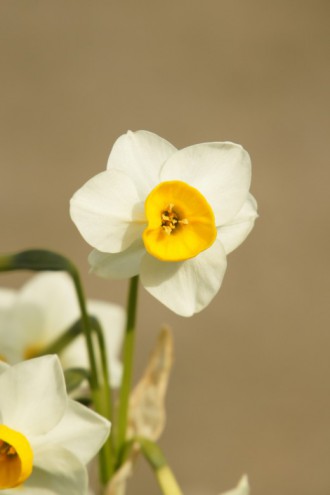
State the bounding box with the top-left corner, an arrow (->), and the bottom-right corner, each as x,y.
116,276 -> 139,455
89,317 -> 113,418
138,438 -> 184,495
68,266 -> 98,386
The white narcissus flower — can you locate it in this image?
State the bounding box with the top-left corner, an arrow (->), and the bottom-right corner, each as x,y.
70,130 -> 258,316
219,475 -> 250,495
0,272 -> 125,387
0,355 -> 110,494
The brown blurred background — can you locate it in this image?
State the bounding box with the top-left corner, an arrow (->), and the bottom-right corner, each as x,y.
0,1 -> 329,494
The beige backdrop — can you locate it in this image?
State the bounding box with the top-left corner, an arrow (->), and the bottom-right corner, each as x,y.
1,1 -> 329,494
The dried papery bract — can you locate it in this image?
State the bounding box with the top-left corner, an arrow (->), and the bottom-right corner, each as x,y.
104,458 -> 135,495
128,325 -> 173,440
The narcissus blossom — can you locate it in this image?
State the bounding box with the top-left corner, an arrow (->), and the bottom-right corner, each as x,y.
0,272 -> 125,387
219,475 -> 250,495
70,130 -> 258,316
0,355 -> 110,494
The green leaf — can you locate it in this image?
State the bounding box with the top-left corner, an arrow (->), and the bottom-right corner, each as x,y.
0,249 -> 72,273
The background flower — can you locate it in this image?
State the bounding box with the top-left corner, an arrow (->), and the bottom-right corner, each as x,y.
71,130 -> 258,316
0,355 -> 110,494
219,476 -> 249,495
0,272 -> 125,387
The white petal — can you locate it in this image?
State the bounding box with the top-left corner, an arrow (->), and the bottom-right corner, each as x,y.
18,272 -> 80,343
218,194 -> 258,254
220,475 -> 250,495
87,300 -> 125,359
88,240 -> 146,279
0,305 -> 27,363
35,399 -> 110,465
0,285 -> 45,363
88,300 -> 125,387
0,356 -> 66,435
4,303 -> 44,357
0,274 -> 78,365
0,362 -> 9,374
107,130 -> 176,198
140,240 -> 227,316
70,169 -> 146,252
160,142 -> 251,225
26,445 -> 88,495
0,292 -> 21,364
106,360 -> 123,389
61,300 -> 125,388
0,288 -> 16,308
0,486 -> 56,495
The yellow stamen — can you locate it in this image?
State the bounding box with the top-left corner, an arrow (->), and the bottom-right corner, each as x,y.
0,425 -> 33,489
160,203 -> 189,235
143,180 -> 217,262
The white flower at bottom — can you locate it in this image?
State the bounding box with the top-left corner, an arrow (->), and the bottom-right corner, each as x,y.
0,272 -> 125,387
0,355 -> 110,494
70,130 -> 258,316
219,475 -> 250,495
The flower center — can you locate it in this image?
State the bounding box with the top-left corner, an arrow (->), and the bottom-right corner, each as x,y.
0,425 -> 33,489
143,180 -> 217,262
161,204 -> 188,235
24,343 -> 44,360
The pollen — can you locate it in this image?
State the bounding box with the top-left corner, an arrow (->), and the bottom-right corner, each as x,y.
143,180 -> 217,262
161,203 -> 189,235
0,440 -> 17,457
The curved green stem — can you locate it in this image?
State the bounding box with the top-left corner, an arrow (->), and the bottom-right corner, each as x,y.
138,437 -> 184,495
68,265 -> 99,386
116,276 -> 139,455
89,316 -> 113,418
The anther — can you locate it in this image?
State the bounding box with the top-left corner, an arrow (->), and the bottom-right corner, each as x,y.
161,205 -> 188,234
0,441 -> 16,457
